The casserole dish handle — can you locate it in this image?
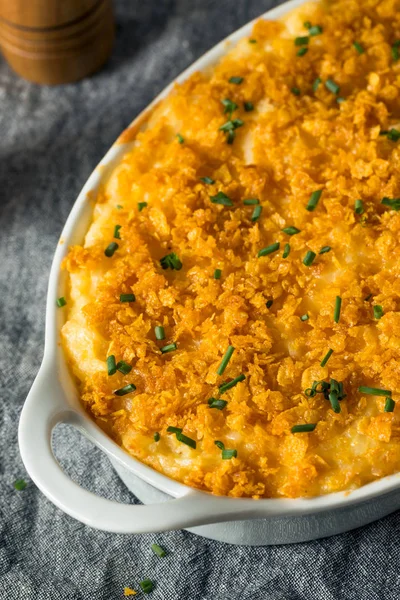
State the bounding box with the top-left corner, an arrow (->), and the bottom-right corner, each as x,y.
19,366 -> 275,533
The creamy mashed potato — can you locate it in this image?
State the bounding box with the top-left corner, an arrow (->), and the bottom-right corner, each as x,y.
62,0 -> 400,498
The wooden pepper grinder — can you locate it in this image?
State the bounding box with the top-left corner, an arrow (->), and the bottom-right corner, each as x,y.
0,0 -> 114,85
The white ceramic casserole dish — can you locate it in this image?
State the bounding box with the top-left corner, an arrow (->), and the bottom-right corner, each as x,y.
19,0 -> 400,546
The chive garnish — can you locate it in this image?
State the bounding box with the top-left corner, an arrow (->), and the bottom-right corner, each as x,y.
56,297 -> 67,307
221,98 -> 238,114
243,198 -> 259,205
249,38 -> 257,43
300,313 -> 309,321
14,479 -> 27,491
200,176 -> 215,184
210,191 -> 234,206
244,101 -> 254,112
214,269 -> 222,280
153,432 -> 160,442
384,397 -> 395,412
229,76 -> 243,84
304,21 -> 312,29
139,579 -> 154,594
282,243 -> 290,258
116,204 -> 123,210
114,383 -> 136,396
385,128 -> 400,141
105,242 -> 119,257
114,224 -> 121,239
297,47 -> 308,57
138,202 -> 148,211
208,398 -> 228,410
219,374 -> 246,393
329,391 -> 341,413
151,543 -> 166,558
160,252 -> 183,270
392,42 -> 400,61
266,300 -> 273,309
222,449 -> 238,460
334,296 -> 342,323
295,36 -> 309,46
336,97 -> 345,104
120,293 -> 135,302
217,345 -> 235,376
291,87 -> 301,96
354,199 -> 364,214
167,428 -> 196,449
373,305 -> 384,320
214,440 -> 225,450
291,424 -> 316,433
282,226 -> 300,235
107,355 -> 117,376
167,426 -> 182,434
303,250 -> 316,267
353,41 -> 364,54
381,197 -> 400,211
160,343 -> 177,354
116,361 -> 132,375
251,205 -> 262,221
309,25 -> 323,36
219,119 -> 244,132
319,246 -> 331,254
257,242 -> 280,257
358,386 -> 391,397
176,133 -> 184,143
320,348 -> 333,367
306,189 -> 322,211
155,325 -> 165,340
325,79 -> 340,95
313,77 -> 321,92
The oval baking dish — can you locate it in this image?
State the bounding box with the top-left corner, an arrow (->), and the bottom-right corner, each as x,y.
19,0 -> 400,545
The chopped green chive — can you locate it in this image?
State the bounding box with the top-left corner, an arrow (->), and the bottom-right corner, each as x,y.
325,79 -> 340,95
176,133 -> 184,143
219,374 -> 245,393
291,424 -> 316,433
282,243 -> 290,258
251,205 -> 262,221
249,38 -> 257,43
320,348 -> 334,367
214,269 -> 222,280
173,432 -> 196,449
354,199 -> 364,214
334,296 -> 342,323
244,101 -> 254,112
222,448 -> 238,460
153,432 -> 160,442
309,25 -> 323,36
227,130 -> 235,144
160,252 -> 183,270
167,426 -> 182,434
295,36 -> 309,46
329,391 -> 341,413
353,41 -> 364,54
155,326 -> 165,340
319,246 -> 331,254
56,296 -> 67,307
266,299 -> 273,309
208,398 -> 228,410
151,543 -> 166,558
113,224 -> 121,239
139,579 -> 154,594
358,386 -> 392,397
381,197 -> 400,211
116,361 -> 132,375
392,44 -> 400,61
229,76 -> 243,84
303,250 -> 316,267
160,343 -> 177,354
300,313 -> 309,321
373,305 -> 384,320
336,97 -> 346,104
114,384 -> 136,396
384,397 -> 395,412
291,87 -> 301,96
120,293 -> 135,302
257,242 -> 280,257
200,176 -> 215,184
313,77 -> 322,92
105,242 -> 119,257
297,47 -> 308,57
386,128 -> 400,141
219,119 -> 244,132
217,345 -> 235,376
14,479 -> 27,491
210,191 -> 234,207
214,440 -> 225,450
282,226 -> 300,235
304,20 -> 312,29
138,202 -> 148,211
107,355 -> 117,376
306,189 -> 322,211
221,98 -> 238,114
243,198 -> 259,205
116,204 -> 123,210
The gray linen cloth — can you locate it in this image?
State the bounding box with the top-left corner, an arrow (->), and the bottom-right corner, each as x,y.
1,1 -> 399,598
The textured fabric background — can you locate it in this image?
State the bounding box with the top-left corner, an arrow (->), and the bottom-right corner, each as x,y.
1,1 -> 400,598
